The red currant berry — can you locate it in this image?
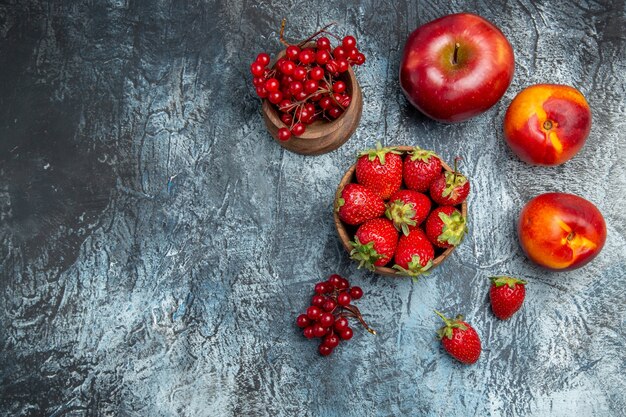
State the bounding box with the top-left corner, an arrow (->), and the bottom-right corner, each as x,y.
326,61 -> 338,74
280,60 -> 295,75
255,86 -> 268,98
294,91 -> 307,101
355,53 -> 366,65
319,96 -> 332,110
348,48 -> 359,60
310,92 -> 323,101
309,66 -> 325,80
340,327 -> 353,340
304,79 -> 318,94
316,36 -> 331,50
337,59 -> 349,73
296,314 -> 310,328
306,306 -> 322,320
279,100 -> 292,112
280,113 -> 293,125
323,333 -> 340,349
328,106 -> 343,119
268,91 -> 283,104
265,78 -> 279,93
337,277 -> 350,290
315,282 -> 330,294
334,317 -> 349,332
328,274 -> 342,288
316,50 -> 331,65
322,299 -> 337,312
299,48 -> 315,65
277,127 -> 291,142
250,62 -> 265,76
304,103 -> 316,114
340,95 -> 351,108
337,292 -> 351,306
293,66 -> 307,81
333,46 -> 347,60
313,323 -> 328,338
319,312 -> 335,327
312,295 -> 325,307
252,76 -> 265,87
256,52 -> 271,66
318,343 -> 333,356
285,45 -> 300,61
349,286 -> 363,300
291,123 -> 306,137
303,326 -> 315,339
332,81 -> 346,93
342,35 -> 357,51
289,81 -> 303,95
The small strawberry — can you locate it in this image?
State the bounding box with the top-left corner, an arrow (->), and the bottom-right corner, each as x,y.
392,228 -> 434,277
385,190 -> 432,236
355,142 -> 403,200
430,158 -> 470,206
403,147 -> 442,192
434,310 -> 481,364
335,183 -> 386,226
350,218 -> 398,270
489,276 -> 527,320
425,206 -> 467,248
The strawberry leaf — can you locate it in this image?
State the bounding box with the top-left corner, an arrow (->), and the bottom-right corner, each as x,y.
438,210 -> 468,246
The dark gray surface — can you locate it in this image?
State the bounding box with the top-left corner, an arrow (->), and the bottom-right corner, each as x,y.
1,1 -> 625,416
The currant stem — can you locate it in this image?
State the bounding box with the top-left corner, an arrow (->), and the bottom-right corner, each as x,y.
297,22 -> 338,47
344,305 -> 377,335
279,18 -> 290,47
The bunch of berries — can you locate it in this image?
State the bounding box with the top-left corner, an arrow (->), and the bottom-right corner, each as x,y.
296,274 -> 375,356
250,22 -> 366,141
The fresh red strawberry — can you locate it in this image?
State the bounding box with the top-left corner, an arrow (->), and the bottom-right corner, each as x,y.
435,310 -> 481,364
335,183 -> 386,225
430,158 -> 470,206
425,206 -> 467,248
350,218 -> 398,270
385,190 -> 431,236
489,276 -> 527,320
392,228 -> 434,277
403,147 -> 442,192
355,142 -> 403,200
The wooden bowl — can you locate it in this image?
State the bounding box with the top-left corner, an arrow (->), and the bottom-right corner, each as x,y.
334,146 -> 468,277
261,45 -> 363,156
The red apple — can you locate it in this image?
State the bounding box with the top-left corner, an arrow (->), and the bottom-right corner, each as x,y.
518,193 -> 606,270
504,84 -> 592,166
400,13 -> 515,123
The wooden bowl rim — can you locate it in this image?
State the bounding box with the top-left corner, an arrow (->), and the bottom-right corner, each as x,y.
333,145 -> 469,277
261,43 -> 360,141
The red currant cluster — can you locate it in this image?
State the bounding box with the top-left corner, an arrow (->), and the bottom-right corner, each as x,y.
296,274 -> 375,356
250,26 -> 366,142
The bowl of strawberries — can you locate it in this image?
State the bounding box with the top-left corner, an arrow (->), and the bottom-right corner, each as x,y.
334,144 -> 469,277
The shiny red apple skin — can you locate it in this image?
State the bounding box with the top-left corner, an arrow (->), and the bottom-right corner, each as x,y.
518,193 -> 606,271
400,13 -> 515,123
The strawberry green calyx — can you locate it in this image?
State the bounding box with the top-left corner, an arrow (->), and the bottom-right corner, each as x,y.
442,170 -> 468,197
490,276 -> 527,288
358,142 -> 402,165
349,236 -> 382,271
393,255 -> 433,278
385,200 -> 417,236
434,310 -> 467,340
438,210 -> 468,246
409,146 -> 439,163
335,197 -> 345,213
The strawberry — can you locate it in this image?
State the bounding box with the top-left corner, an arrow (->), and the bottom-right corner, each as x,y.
425,206 -> 467,248
434,310 -> 481,364
350,218 -> 398,270
355,142 -> 403,200
489,276 -> 527,320
429,158 -> 470,206
335,183 -> 386,225
392,228 -> 434,277
403,147 -> 442,192
385,190 -> 432,236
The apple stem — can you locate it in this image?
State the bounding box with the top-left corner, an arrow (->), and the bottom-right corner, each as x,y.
567,231 -> 575,241
452,42 -> 460,65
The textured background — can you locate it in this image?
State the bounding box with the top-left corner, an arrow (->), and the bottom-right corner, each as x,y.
1,0 -> 625,416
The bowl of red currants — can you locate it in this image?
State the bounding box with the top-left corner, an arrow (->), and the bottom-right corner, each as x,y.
250,24 -> 366,155
333,144 -> 470,278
